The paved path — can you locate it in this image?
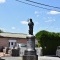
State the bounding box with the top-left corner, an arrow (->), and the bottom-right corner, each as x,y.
0,52 -> 60,60
38,56 -> 60,60
0,56 -> 60,60
2,57 -> 22,60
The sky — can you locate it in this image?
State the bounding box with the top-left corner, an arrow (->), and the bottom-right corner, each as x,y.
0,0 -> 60,35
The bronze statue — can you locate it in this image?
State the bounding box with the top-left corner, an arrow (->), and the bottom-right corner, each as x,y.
28,19 -> 34,35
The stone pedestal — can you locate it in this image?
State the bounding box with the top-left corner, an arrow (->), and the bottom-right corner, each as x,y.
23,55 -> 38,60
23,35 -> 38,60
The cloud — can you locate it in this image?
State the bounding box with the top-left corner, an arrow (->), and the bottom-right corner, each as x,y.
45,19 -> 56,23
11,27 -> 16,29
36,15 -> 39,17
35,22 -> 39,25
33,31 -> 36,35
34,11 -> 40,17
20,21 -> 28,25
47,10 -> 60,15
0,0 -> 6,3
35,11 -> 40,14
44,17 -> 56,23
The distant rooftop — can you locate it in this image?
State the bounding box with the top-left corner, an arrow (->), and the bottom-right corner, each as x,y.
0,32 -> 27,38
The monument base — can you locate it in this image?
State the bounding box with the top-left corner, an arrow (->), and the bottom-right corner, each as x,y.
24,50 -> 36,55
23,55 -> 38,60
23,34 -> 38,60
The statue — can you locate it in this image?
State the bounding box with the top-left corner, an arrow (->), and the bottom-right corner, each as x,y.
28,18 -> 34,35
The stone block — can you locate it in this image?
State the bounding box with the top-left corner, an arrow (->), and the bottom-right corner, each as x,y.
23,55 -> 38,60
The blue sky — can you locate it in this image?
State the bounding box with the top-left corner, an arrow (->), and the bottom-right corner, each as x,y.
0,0 -> 60,35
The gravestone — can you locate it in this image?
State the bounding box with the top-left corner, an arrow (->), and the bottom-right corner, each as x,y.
23,19 -> 38,60
11,47 -> 20,56
6,47 -> 10,54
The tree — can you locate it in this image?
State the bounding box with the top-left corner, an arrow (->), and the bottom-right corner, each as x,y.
0,29 -> 4,33
35,30 -> 60,55
35,30 -> 49,46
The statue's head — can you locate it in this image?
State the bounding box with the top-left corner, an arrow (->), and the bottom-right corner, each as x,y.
30,18 -> 32,22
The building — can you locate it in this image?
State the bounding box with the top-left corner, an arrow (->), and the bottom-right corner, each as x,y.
0,32 -> 27,48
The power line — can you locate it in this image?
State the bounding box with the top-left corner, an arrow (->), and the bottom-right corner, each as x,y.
16,0 -> 60,12
26,0 -> 60,9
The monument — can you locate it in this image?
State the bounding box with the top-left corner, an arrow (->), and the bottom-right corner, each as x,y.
23,18 -> 38,60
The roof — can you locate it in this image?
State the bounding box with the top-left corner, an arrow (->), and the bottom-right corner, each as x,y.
0,32 -> 27,38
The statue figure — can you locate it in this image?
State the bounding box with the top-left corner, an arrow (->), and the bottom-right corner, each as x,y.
28,19 -> 34,35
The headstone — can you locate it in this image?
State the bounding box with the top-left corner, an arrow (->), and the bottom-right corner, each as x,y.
11,48 -> 20,56
6,47 -> 10,54
56,46 -> 60,57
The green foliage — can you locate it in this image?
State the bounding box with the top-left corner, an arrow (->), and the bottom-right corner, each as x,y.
35,30 -> 60,55
0,29 -> 4,33
35,44 -> 38,47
